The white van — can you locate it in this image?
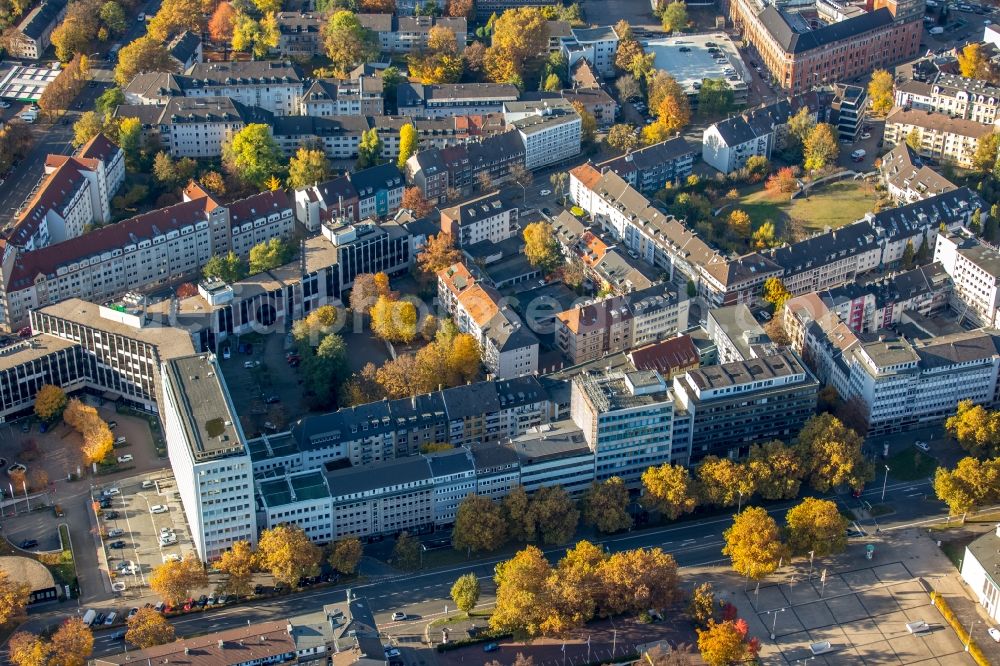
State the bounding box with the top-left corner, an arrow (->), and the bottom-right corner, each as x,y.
82,609 -> 97,626
929,26 -> 945,34
851,149 -> 866,162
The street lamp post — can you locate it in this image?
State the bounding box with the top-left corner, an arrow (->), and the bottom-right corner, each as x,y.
768,608 -> 787,640
881,465 -> 890,502
737,490 -> 743,513
808,550 -> 815,579
966,620 -> 980,652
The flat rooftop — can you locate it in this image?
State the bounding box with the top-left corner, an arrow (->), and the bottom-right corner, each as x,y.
247,432 -> 300,462
259,470 -> 330,509
165,355 -> 246,462
0,334 -> 77,371
644,33 -> 748,95
507,421 -> 591,462
37,298 -> 196,361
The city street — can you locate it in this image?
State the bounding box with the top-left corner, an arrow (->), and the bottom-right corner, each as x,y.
50,476 -> 963,658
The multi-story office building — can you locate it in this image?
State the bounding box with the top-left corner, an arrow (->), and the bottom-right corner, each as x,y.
729,0 -> 921,94
397,83 -> 519,118
256,470 -> 334,543
829,83 -> 868,141
843,329 -> 1000,434
28,298 -> 196,411
357,14 -> 467,53
162,354 -> 256,560
440,190 -> 519,247
884,107 -> 993,168
320,216 -> 411,289
299,76 -> 384,117
0,336 -> 86,420
324,456 -> 436,540
672,351 -> 819,462
427,448 -> 477,527
507,422 -> 595,496
934,231 -> 1000,327
570,368 -> 675,485
504,99 -> 582,170
707,304 -> 775,363
597,137 -> 696,193
554,283 -> 689,365
879,143 -> 957,204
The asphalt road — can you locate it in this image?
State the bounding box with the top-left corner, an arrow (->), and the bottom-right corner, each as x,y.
0,0 -> 157,231
72,477 -> 956,657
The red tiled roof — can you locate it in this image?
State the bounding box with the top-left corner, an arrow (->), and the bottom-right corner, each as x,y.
228,190 -> 291,229
629,336 -> 700,376
6,194 -> 219,291
570,163 -> 602,191
9,159 -> 93,247
77,133 -> 120,162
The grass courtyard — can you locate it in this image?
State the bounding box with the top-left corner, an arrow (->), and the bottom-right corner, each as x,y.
735,178 -> 880,238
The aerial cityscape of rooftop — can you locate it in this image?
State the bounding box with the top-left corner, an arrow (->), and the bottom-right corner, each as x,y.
2,0 -> 1000,662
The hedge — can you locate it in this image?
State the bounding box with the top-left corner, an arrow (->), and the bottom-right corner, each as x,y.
435,632 -> 512,652
929,591 -> 989,666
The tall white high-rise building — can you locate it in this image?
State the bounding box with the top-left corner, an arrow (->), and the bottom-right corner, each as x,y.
162,354 -> 256,561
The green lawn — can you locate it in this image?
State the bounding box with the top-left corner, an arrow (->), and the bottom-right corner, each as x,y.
887,448 -> 939,481
736,179 -> 880,237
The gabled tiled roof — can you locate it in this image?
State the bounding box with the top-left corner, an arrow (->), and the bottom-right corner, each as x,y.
77,133 -> 121,163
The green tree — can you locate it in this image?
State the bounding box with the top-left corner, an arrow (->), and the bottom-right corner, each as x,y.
249,238 -> 292,274
222,124 -> 282,188
287,148 -> 330,189
392,531 -> 421,570
356,127 -> 382,169
99,1 -> 125,33
117,117 -> 141,169
660,0 -> 688,32
583,477 -> 632,533
786,106 -> 816,150
397,123 -> 418,169
902,240 -> 915,269
453,493 -> 508,553
232,12 -> 280,59
202,250 -> 246,283
803,123 -> 839,171
94,87 -> 124,115
450,572 -> 481,612
723,507 -> 784,581
784,497 -> 848,556
322,10 -> 378,75
697,78 -> 734,115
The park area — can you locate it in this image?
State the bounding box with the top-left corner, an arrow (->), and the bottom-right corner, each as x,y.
735,178 -> 880,239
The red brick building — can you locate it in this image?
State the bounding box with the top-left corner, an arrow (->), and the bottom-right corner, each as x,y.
731,0 -> 923,94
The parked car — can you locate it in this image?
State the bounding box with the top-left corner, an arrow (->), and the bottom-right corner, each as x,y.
484,643 -> 499,653
7,463 -> 26,476
110,540 -> 127,549
150,505 -> 168,514
104,487 -> 120,497
19,539 -> 37,549
391,612 -> 407,621
104,612 -> 117,625
108,528 -> 125,538
142,480 -> 155,489
117,455 -> 133,464
223,347 -> 231,359
162,553 -> 181,563
127,607 -> 139,620
915,441 -> 931,452
107,420 -> 118,429
104,510 -> 120,519
988,627 -> 1000,642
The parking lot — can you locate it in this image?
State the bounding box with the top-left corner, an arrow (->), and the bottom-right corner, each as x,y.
94,472 -> 192,597
752,561 -> 971,664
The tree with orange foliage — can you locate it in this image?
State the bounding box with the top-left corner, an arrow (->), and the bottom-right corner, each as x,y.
765,167 -> 798,194
448,0 -> 473,17
175,283 -> 198,298
49,618 -> 93,666
360,0 -> 395,11
417,233 -> 461,276
402,187 -> 435,217
208,1 -> 235,42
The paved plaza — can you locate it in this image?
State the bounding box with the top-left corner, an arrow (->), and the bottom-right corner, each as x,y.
749,561 -> 972,664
